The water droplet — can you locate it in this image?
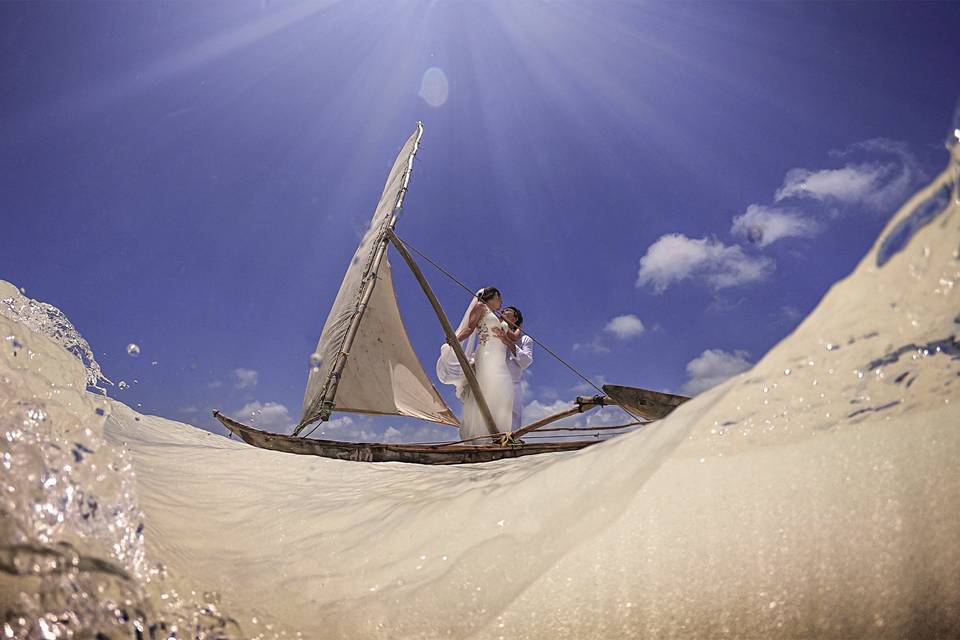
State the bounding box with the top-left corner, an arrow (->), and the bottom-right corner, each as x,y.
117,381 -> 129,390
126,343 -> 141,357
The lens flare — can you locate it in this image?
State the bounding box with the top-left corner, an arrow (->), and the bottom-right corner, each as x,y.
418,67 -> 449,108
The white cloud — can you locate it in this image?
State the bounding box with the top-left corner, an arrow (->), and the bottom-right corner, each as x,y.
731,204 -> 821,247
233,368 -> 258,389
581,405 -> 637,428
303,416 -> 455,443
236,400 -> 293,432
604,314 -> 646,339
572,339 -> 611,355
308,415 -> 378,441
774,138 -> 921,214
682,349 -> 753,396
523,399 -> 576,425
521,398 -> 636,433
381,424 -> 453,443
636,234 -> 774,293
775,164 -> 884,204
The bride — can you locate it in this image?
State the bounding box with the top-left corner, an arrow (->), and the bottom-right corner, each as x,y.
436,287 -> 515,441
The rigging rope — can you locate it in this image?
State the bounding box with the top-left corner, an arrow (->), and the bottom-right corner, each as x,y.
391,233 -> 643,425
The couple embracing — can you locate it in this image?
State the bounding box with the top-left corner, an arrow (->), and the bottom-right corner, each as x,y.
436,287 -> 533,441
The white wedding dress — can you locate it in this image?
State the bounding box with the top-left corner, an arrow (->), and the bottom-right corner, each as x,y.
460,308 -> 514,440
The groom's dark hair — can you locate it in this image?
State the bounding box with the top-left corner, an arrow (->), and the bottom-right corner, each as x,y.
503,306 -> 523,327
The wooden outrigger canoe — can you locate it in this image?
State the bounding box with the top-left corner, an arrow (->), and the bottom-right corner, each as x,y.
214,385 -> 689,465
215,410 -> 601,464
213,123 -> 689,465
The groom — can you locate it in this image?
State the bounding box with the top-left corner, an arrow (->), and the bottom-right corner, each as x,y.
500,306 -> 533,429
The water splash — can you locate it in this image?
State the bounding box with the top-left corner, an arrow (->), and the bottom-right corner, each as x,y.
0,283 -> 257,639
0,282 -> 111,394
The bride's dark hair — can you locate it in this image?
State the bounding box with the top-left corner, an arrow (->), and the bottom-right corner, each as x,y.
477,287 -> 500,303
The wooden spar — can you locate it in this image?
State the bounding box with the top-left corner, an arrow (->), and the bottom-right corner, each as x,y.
443,395 -> 609,446
510,407 -> 583,440
509,395 -> 608,440
294,123 -> 424,435
386,229 -> 500,437
504,386 -> 687,441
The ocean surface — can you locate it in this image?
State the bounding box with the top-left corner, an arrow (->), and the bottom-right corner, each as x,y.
1,146 -> 958,638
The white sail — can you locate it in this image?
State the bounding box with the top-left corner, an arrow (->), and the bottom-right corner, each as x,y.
299,125 -> 459,431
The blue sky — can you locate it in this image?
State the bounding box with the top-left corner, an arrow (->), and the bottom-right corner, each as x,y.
2,1 -> 959,441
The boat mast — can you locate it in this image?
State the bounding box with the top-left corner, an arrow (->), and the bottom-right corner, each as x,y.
294,122 -> 498,439
293,123 -> 425,435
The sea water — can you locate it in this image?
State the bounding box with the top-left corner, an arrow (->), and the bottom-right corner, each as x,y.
1,145 -> 958,638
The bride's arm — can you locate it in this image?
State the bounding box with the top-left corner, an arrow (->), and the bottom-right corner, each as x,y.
455,305 -> 484,341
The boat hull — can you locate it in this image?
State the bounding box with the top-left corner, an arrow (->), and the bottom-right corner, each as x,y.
213,411 -> 601,465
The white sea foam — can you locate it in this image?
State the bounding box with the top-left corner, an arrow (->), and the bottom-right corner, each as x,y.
1,145 -> 958,638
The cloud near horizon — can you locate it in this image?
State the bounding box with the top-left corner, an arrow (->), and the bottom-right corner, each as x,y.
522,398 -> 627,430
236,400 -> 293,432
682,349 -> 753,396
636,234 -> 774,293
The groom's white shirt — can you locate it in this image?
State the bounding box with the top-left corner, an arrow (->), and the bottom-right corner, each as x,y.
506,335 -> 534,429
